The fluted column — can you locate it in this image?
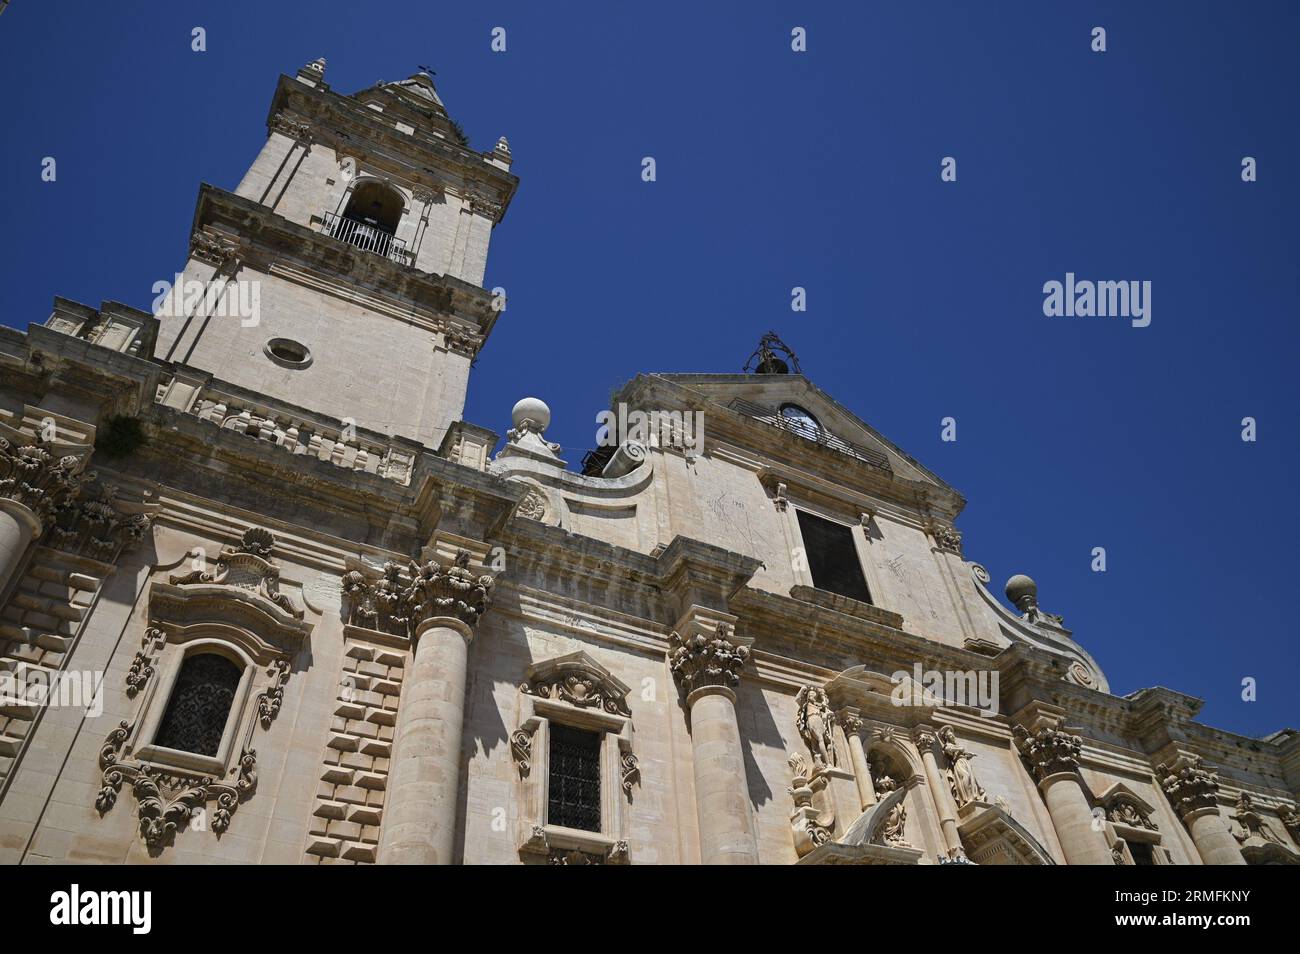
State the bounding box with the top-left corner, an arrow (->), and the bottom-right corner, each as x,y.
377,551 -> 494,865
669,624 -> 759,864
913,726 -> 964,859
1157,755 -> 1246,865
1014,724 -> 1115,865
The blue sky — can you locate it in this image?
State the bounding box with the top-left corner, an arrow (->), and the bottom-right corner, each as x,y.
1,1 -> 1296,738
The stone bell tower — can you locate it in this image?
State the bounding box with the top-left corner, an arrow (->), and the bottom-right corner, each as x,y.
152,58 -> 518,448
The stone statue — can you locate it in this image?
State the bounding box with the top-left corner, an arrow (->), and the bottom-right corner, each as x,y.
875,774 -> 908,846
939,725 -> 986,808
794,685 -> 836,770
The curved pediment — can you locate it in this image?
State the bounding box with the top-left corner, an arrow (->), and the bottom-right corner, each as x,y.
519,650 -> 631,717
148,582 -> 311,655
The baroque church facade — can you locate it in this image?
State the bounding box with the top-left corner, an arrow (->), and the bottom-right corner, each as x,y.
0,59 -> 1297,866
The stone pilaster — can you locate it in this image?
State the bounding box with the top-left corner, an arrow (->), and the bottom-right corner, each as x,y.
1013,721 -> 1114,865
376,550 -> 495,865
668,619 -> 759,865
1156,754 -> 1246,865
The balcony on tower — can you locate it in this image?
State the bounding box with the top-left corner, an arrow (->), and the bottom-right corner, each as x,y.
321,179 -> 411,266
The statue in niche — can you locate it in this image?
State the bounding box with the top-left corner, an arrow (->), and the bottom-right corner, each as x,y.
794,685 -> 836,771
939,726 -> 986,808
875,774 -> 908,846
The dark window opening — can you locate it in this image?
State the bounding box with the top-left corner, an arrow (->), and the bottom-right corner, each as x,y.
154,653 -> 241,757
547,724 -> 602,832
796,509 -> 873,604
1126,840 -> 1156,865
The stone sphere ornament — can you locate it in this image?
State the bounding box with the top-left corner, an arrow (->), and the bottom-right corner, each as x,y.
511,397 -> 551,433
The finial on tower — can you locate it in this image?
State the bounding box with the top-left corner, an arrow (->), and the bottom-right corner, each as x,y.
743,331 -> 801,375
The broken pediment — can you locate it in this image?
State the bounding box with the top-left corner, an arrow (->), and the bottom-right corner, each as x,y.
519,650 -> 631,717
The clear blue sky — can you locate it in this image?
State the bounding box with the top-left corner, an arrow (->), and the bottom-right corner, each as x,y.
1,2 -> 1296,739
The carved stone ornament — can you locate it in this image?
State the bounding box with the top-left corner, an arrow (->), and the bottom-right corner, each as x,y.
787,752 -> 834,856
1012,724 -> 1083,781
257,657 -> 291,728
509,726 -> 535,777
189,230 -> 239,268
1229,791 -> 1288,847
169,527 -> 302,619
1106,796 -> 1159,832
97,721 -> 257,852
794,685 -> 837,770
520,656 -> 632,717
620,750 -> 640,798
1282,805 -> 1300,841
46,476 -> 153,560
1156,755 -> 1221,821
342,550 -> 494,638
667,623 -> 750,696
125,627 -> 166,698
0,436 -> 85,522
516,486 -> 548,521
518,825 -> 629,865
269,113 -> 313,144
928,522 -> 964,556
873,774 -> 909,847
939,725 -> 986,809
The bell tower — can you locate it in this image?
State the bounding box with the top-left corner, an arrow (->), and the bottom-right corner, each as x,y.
153,58 -> 518,448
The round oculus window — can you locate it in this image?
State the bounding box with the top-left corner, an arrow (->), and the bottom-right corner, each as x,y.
264,338 -> 312,368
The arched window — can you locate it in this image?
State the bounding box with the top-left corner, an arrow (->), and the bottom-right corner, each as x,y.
779,403 -> 822,440
153,652 -> 242,757
327,180 -> 408,262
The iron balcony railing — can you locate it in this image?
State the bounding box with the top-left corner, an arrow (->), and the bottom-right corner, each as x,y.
322,211 -> 410,265
728,398 -> 892,471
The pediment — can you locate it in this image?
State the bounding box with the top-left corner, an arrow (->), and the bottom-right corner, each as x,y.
631,373 -> 958,498
520,650 -> 631,717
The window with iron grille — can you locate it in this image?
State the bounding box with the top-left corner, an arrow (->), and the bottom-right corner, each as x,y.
154,652 -> 242,757
547,723 -> 602,832
795,509 -> 873,604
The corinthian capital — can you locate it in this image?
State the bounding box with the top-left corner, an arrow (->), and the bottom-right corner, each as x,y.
406,549 -> 495,630
0,436 -> 85,522
668,623 -> 749,697
1013,724 -> 1082,781
1156,755 -> 1221,821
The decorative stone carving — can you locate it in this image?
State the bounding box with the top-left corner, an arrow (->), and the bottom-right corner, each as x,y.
1004,574 -> 1065,628
45,478 -> 152,560
517,486 -> 547,521
125,627 -> 166,698
772,482 -> 789,512
169,527 -> 303,619
1107,795 -> 1158,831
518,825 -> 630,865
520,661 -> 634,717
257,657 -> 291,728
620,750 -> 640,798
96,721 -> 258,851
873,774 -> 909,847
928,522 -> 963,556
1229,791 -> 1287,846
667,623 -> 750,696
0,436 -> 84,522
269,113 -> 313,144
1156,755 -> 1220,821
343,549 -> 495,639
787,753 -> 834,856
464,188 -> 504,222
939,725 -> 986,808
509,726 -> 535,777
1013,724 -> 1082,781
795,685 -> 837,770
189,230 -> 239,268
1282,805 -> 1300,841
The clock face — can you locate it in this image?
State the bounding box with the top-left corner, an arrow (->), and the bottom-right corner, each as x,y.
780,403 -> 822,439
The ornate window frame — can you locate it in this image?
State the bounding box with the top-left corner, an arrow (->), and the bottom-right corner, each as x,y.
510,650 -> 636,864
96,528 -> 310,852
1095,781 -> 1170,865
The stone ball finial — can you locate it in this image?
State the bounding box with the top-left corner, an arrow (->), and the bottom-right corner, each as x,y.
496,136 -> 511,155
1005,574 -> 1037,607
511,397 -> 550,433
308,57 -> 326,74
